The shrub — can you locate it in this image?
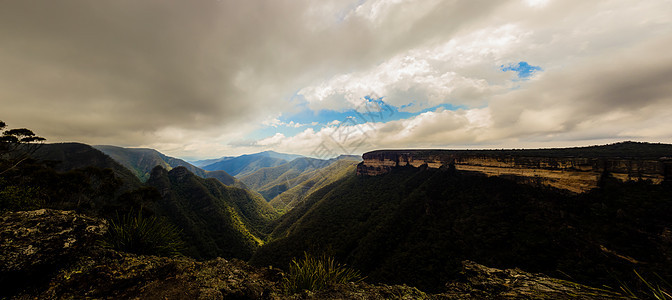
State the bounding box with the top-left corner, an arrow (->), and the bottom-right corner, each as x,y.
282,252 -> 364,294
0,178 -> 44,211
102,211 -> 184,257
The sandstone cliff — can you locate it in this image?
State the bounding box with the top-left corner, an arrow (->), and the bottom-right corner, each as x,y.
357,143 -> 672,193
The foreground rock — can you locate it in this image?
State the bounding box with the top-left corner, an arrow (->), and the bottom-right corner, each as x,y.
0,209 -> 107,296
1,209 -> 623,299
440,261 -> 624,299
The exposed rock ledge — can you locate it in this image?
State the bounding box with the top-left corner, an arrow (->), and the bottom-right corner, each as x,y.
357,148 -> 672,193
1,209 -> 623,299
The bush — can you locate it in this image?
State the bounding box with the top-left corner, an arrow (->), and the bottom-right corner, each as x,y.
0,178 -> 44,211
282,252 -> 364,294
102,211 -> 185,257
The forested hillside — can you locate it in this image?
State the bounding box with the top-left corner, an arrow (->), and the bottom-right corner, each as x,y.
268,159 -> 361,211
95,145 -> 241,187
147,166 -> 278,259
33,143 -> 142,191
252,166 -> 672,292
2,143 -> 142,214
239,156 -> 360,204
2,142 -> 278,261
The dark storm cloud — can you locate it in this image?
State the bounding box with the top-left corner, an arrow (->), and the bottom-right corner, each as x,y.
2,0 -> 670,157
0,0 -> 507,148
1,0 -> 247,142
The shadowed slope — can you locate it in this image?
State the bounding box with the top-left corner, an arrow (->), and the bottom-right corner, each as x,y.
147,166 -> 278,259
253,166 -> 672,293
32,143 -> 141,191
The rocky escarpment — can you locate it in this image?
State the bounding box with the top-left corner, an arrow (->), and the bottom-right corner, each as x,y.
1,209 -> 624,299
357,143 -> 672,193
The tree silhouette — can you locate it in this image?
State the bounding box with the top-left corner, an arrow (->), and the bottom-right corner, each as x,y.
0,120 -> 45,175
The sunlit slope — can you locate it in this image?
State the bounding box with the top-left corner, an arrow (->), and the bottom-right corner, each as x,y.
147,166 -> 278,260
267,159 -> 360,211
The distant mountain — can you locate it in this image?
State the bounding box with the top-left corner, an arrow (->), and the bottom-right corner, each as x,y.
258,150 -> 304,162
191,157 -> 233,168
266,159 -> 360,211
147,166 -> 279,260
201,151 -> 304,177
94,145 -> 241,187
238,157 -> 333,193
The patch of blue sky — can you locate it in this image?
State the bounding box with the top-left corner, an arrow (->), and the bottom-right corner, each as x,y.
248,96 -> 465,140
501,61 -> 542,79
246,126 -> 306,141
284,96 -> 462,125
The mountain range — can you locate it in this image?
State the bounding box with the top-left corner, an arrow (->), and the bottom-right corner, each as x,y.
198,150 -> 305,177
11,143 -> 297,259
2,141 -> 671,298
92,145 -> 355,211
94,145 -> 241,187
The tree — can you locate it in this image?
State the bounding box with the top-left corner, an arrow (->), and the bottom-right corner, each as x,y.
0,120 -> 45,175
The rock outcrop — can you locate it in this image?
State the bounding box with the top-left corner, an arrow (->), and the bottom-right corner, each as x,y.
2,209 -> 625,299
0,209 -> 107,297
19,254 -> 623,299
440,261 -> 623,299
357,144 -> 672,193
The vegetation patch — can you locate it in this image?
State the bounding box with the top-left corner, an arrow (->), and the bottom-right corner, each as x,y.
282,252 -> 363,294
619,270 -> 672,300
102,211 -> 185,257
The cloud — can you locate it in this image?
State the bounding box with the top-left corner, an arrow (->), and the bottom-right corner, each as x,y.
298,23 -> 528,112
269,33 -> 672,155
256,133 -> 287,146
262,118 -> 311,128
0,1 -> 505,152
1,0 -> 671,158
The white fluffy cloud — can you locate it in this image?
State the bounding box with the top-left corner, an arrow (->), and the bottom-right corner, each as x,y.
1,0 -> 671,158
298,23 -> 529,111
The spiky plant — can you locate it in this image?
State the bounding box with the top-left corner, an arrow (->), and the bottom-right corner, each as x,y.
620,270 -> 672,300
282,252 -> 364,294
102,211 -> 184,257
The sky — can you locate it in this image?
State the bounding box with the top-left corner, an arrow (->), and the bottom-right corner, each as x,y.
1,0 -> 671,160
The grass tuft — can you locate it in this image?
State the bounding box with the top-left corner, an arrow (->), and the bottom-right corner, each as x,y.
620,270 -> 672,299
282,252 -> 364,294
101,210 -> 184,257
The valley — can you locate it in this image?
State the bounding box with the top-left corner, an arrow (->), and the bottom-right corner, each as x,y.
2,140 -> 671,299
2,1 -> 671,298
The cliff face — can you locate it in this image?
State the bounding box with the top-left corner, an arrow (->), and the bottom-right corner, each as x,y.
357,149 -> 672,193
